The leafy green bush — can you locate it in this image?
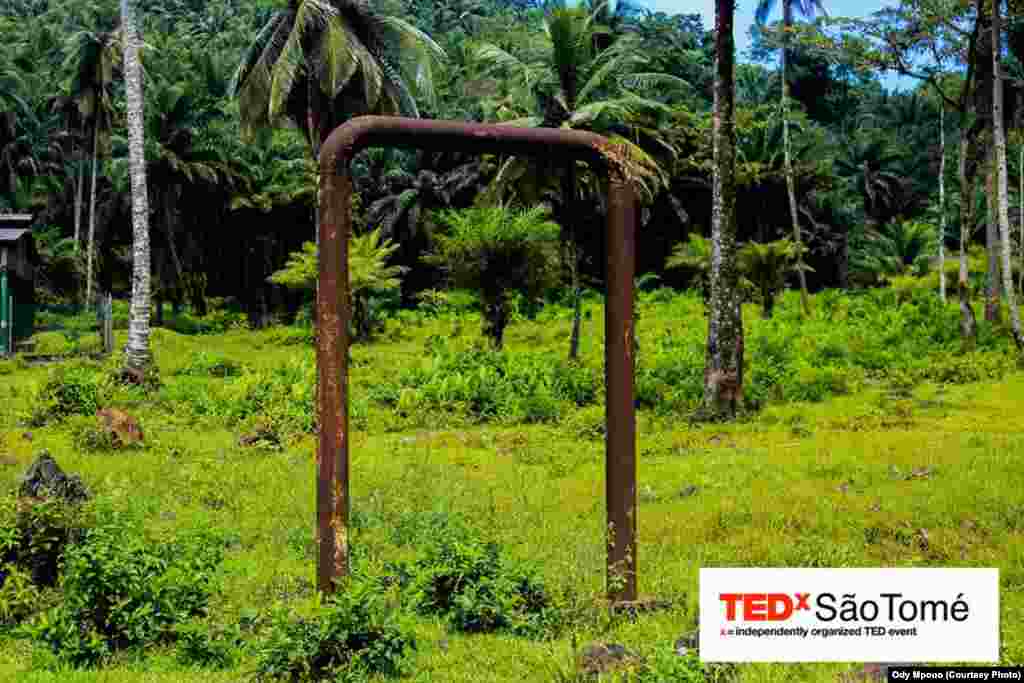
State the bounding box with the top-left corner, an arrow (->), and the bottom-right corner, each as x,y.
27,362 -> 108,426
0,495 -> 89,587
27,503 -> 225,667
631,648 -> 737,682
631,649 -> 708,682
404,525 -> 556,636
254,582 -> 415,682
173,618 -> 243,669
265,325 -> 314,346
67,414 -> 118,452
165,308 -> 249,335
565,405 -> 606,440
174,351 -> 245,378
0,564 -> 43,627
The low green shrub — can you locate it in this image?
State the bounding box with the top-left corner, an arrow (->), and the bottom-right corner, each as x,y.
173,618 -> 244,669
403,523 -> 556,636
67,414 -> 118,452
265,326 -> 314,346
632,648 -> 737,682
27,361 -> 108,426
27,502 -> 226,667
164,309 -> 249,335
253,582 -> 415,682
174,351 -> 245,378
0,495 -> 89,587
0,564 -> 43,627
565,404 -> 606,440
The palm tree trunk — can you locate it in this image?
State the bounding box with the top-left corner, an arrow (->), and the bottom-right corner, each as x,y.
308,78 -> 324,316
986,148 -> 1001,321
163,187 -> 185,288
780,0 -> 809,315
565,166 -> 582,360
939,104 -> 946,302
703,0 -> 743,417
74,120 -> 85,252
121,0 -> 152,371
482,285 -> 508,350
86,121 -> 99,307
958,134 -> 978,347
992,0 -> 1024,349
309,77 -> 322,248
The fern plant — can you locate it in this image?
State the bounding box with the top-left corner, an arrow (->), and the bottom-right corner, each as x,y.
268,227 -> 407,340
425,204 -> 559,349
666,233 -> 712,303
737,238 -> 811,318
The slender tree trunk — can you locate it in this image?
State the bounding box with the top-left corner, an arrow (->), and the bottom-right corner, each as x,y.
958,135 -> 979,347
309,78 -> 322,248
939,105 -> 947,302
121,0 -> 152,371
992,0 -> 1024,349
762,286 -> 774,319
986,148 -> 1001,321
482,286 -> 508,350
73,120 -> 85,252
163,186 -> 185,290
780,0 -> 809,315
86,121 -> 99,307
1019,143 -> 1023,294
703,0 -> 743,417
565,166 -> 582,360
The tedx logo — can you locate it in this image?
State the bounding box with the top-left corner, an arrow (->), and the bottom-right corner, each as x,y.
720,593 -> 812,621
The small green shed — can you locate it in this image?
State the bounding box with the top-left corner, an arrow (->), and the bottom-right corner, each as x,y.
0,215 -> 36,356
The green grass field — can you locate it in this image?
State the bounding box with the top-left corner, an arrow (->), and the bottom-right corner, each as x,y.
1,290 -> 1023,682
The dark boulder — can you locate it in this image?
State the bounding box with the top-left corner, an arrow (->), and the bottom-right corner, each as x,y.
19,451 -> 90,503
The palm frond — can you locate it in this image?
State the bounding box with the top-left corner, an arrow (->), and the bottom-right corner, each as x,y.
576,50 -> 647,104
618,72 -> 692,95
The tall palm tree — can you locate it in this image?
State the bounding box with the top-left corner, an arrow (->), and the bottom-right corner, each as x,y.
136,77 -> 243,322
64,26 -> 121,306
834,135 -> 909,230
992,0 -> 1023,349
121,0 -> 152,372
230,0 -> 445,235
755,0 -> 826,315
474,1 -> 684,358
939,103 -> 947,302
49,95 -> 86,252
704,0 -> 743,417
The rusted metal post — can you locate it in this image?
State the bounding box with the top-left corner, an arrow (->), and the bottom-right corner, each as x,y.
315,155 -> 351,594
605,167 -> 637,603
316,116 -> 637,603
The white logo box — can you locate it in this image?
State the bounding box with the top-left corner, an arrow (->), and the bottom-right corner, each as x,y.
698,568 -> 999,662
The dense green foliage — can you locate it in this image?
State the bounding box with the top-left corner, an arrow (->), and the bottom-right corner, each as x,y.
4,0 -> 1018,319
26,502 -> 226,667
254,583 -> 416,682
402,521 -> 555,636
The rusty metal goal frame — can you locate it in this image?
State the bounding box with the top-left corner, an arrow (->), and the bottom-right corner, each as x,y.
315,115 -> 638,603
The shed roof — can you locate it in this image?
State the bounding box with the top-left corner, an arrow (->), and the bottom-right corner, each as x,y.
0,228 -> 30,243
